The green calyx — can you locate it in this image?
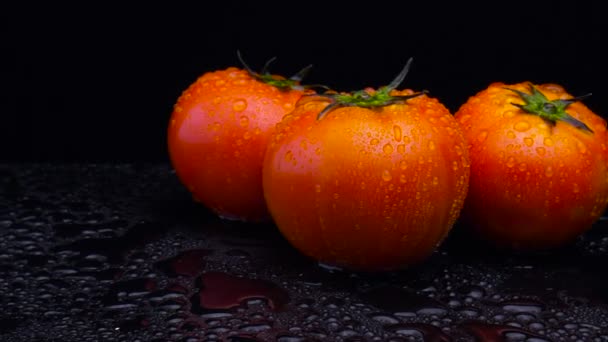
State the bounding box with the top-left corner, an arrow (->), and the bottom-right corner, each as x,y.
314,58 -> 426,120
237,50 -> 325,92
505,84 -> 593,133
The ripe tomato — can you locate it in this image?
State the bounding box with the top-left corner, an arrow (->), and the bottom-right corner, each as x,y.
262,61 -> 470,271
168,54 -> 311,222
455,82 -> 608,250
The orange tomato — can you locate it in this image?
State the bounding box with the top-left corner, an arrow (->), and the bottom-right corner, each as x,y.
168,55 -> 311,222
263,61 -> 470,271
455,82 -> 608,249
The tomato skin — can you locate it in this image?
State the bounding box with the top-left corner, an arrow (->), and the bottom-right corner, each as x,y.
455,82 -> 608,250
168,67 -> 304,222
262,91 -> 470,271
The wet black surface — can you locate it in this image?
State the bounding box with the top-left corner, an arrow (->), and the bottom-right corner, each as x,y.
1,164 -> 607,341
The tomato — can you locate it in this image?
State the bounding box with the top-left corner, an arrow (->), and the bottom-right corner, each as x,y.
262,61 -> 470,271
168,54 -> 311,222
455,82 -> 608,250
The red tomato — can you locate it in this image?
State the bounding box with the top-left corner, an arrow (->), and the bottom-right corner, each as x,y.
455,82 -> 608,250
168,55 -> 311,222
262,61 -> 470,271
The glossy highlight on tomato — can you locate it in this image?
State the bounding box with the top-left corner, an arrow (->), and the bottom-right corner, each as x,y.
168,60 -> 308,222
262,67 -> 470,271
455,82 -> 608,250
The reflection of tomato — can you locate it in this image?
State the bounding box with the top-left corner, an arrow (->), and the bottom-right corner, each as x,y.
455,82 -> 608,250
168,60 -> 308,222
262,64 -> 470,271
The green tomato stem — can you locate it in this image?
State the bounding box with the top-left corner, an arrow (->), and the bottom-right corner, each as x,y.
505,84 -> 593,133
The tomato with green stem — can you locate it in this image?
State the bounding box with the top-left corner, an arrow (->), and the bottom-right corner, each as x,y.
168,52 -> 315,222
263,59 -> 470,271
455,82 -> 608,250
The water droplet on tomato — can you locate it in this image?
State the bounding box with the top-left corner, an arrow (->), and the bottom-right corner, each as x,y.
393,125 -> 402,142
576,141 -> 587,154
506,157 -> 515,168
428,141 -> 436,151
477,131 -> 488,143
239,116 -> 249,127
399,174 -> 407,183
507,131 -> 516,139
360,182 -> 366,189
314,184 -> 321,193
523,137 -> 534,147
215,79 -> 226,87
403,136 -> 411,144
314,147 -> 321,155
399,160 -> 408,170
432,177 -> 439,186
333,193 -> 340,200
573,183 -> 580,193
518,163 -> 527,172
212,122 -> 221,131
212,96 -> 222,104
397,144 -> 406,153
503,110 -> 517,118
536,147 -> 546,156
514,121 -> 531,132
233,99 -> 247,112
543,137 -> 554,146
370,138 -> 380,146
254,127 -> 262,135
382,170 -> 392,182
545,166 -> 553,177
284,151 -> 294,162
243,132 -> 251,140
383,143 -> 394,154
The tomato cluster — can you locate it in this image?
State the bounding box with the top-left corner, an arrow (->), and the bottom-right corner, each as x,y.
167,54 -> 608,271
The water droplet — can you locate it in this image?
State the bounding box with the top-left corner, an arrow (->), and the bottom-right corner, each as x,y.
576,141 -> 587,154
452,161 -> 459,171
507,131 -> 516,139
315,184 -> 321,193
243,132 -> 251,140
212,122 -> 221,131
477,130 -> 488,143
432,176 -> 439,186
393,125 -> 402,141
370,138 -> 380,146
400,174 -> 407,183
543,137 -> 554,146
573,183 -> 580,193
523,137 -> 534,147
503,110 -> 517,118
314,147 -> 321,155
506,157 -> 515,168
233,99 -> 247,112
428,141 -> 436,150
383,143 -> 394,154
284,151 -> 294,162
239,115 -> 249,127
360,182 -> 366,189
382,170 -> 392,182
536,147 -> 546,156
518,163 -> 527,171
545,166 -> 553,177
397,144 -> 406,153
514,121 -> 531,132
333,193 -> 340,200
399,160 -> 408,170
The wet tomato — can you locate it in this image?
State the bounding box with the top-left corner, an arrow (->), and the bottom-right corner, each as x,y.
168,54 -> 312,222
263,60 -> 470,271
455,82 -> 608,250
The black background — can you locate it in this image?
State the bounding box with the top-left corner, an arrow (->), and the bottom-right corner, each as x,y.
2,1 -> 606,163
